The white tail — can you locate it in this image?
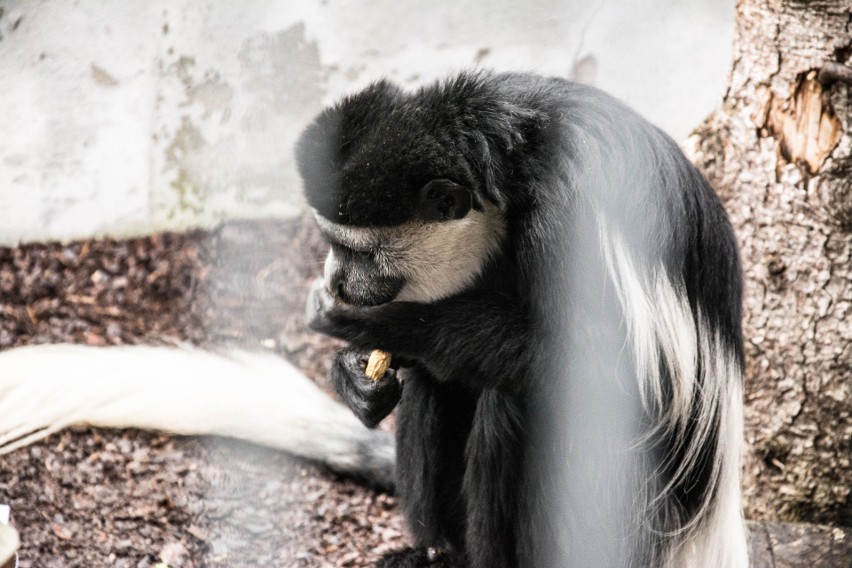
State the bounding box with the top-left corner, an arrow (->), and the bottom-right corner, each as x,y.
0,344 -> 394,487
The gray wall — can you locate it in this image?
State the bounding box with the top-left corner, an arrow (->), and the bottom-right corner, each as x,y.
0,0 -> 733,244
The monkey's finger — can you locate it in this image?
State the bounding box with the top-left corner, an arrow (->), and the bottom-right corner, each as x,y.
305,277 -> 330,327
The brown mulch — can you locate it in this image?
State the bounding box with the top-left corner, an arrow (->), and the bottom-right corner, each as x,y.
0,216 -> 406,567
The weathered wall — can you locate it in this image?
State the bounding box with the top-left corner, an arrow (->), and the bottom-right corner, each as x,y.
0,0 -> 734,244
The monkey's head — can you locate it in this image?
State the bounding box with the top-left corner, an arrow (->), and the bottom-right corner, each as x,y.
296,78 -> 510,306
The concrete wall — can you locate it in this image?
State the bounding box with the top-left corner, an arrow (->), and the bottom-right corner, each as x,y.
0,0 -> 733,245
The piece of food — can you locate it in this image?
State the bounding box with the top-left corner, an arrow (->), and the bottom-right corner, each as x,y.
365,350 -> 392,381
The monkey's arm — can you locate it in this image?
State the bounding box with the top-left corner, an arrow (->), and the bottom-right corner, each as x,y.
330,347 -> 402,428
309,287 -> 531,391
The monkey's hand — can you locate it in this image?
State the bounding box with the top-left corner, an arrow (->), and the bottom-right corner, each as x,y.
306,279 -> 419,355
331,347 -> 402,428
308,279 -> 530,391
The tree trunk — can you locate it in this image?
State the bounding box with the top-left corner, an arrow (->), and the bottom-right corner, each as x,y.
686,0 -> 851,526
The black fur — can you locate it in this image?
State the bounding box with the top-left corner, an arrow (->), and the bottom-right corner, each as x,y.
331,347 -> 402,428
299,72 -> 745,567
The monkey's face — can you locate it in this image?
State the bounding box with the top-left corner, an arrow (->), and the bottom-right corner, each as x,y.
313,179 -> 506,307
297,79 -> 508,307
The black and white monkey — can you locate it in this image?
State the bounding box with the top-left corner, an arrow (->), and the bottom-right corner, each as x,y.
298,72 -> 748,568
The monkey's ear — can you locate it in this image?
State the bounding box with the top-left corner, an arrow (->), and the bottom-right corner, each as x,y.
417,179 -> 472,221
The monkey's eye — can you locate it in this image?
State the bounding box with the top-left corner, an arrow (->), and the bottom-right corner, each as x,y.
417,179 -> 472,222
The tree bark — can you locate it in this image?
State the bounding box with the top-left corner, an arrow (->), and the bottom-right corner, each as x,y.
686,0 -> 851,525
749,521 -> 852,567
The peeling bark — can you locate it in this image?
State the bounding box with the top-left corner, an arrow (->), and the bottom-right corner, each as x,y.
685,0 -> 851,526
764,70 -> 842,175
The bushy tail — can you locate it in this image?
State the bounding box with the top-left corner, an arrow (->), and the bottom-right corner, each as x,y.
0,344 -> 394,489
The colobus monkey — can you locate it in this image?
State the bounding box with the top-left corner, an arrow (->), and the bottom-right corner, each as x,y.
299,72 -> 748,568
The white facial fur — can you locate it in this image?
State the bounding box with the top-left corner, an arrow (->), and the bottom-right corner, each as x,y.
315,203 -> 506,303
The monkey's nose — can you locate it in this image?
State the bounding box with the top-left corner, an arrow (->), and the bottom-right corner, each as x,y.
328,273 -> 352,305
334,281 -> 351,304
